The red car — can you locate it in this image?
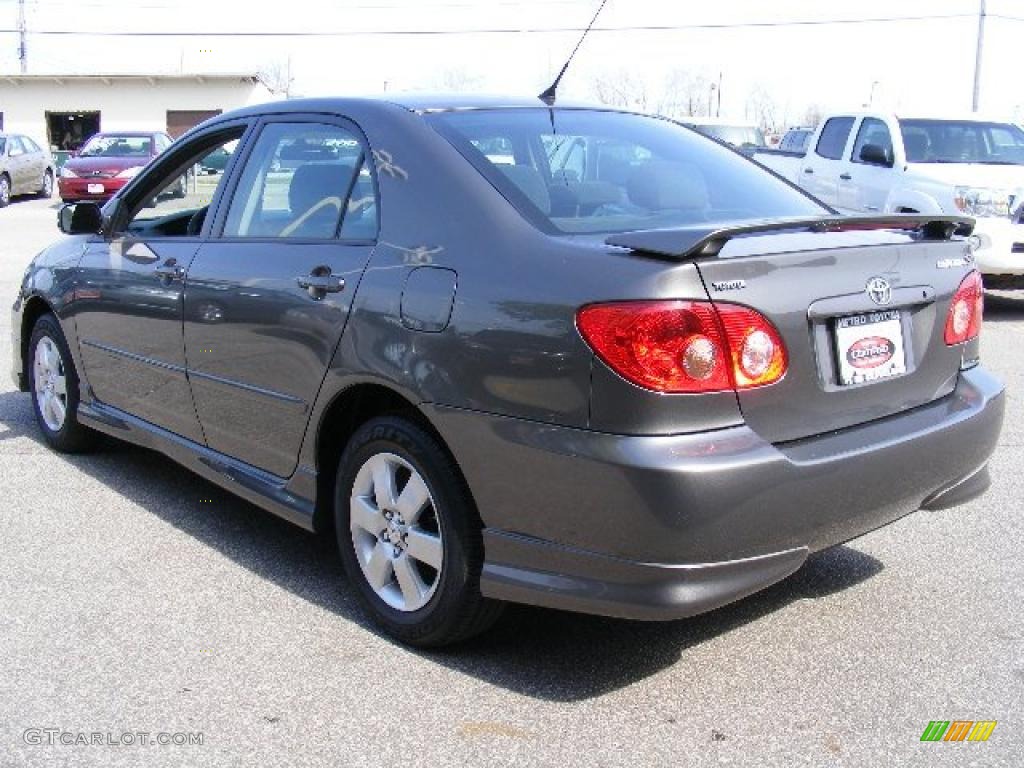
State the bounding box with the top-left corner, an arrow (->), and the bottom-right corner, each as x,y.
58,131 -> 176,203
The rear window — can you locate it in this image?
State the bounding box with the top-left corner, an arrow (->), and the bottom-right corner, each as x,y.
428,109 -> 825,235
79,135 -> 153,158
815,117 -> 855,160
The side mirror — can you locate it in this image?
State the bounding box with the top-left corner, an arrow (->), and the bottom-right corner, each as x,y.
859,143 -> 893,167
58,202 -> 103,235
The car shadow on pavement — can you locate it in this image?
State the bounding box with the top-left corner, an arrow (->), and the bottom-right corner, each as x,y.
983,291 -> 1024,322
0,388 -> 883,703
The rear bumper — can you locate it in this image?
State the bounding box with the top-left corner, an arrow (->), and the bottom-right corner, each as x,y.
57,176 -> 126,202
430,365 -> 1004,620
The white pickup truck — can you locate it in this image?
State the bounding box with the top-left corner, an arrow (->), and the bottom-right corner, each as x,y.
752,112 -> 1024,288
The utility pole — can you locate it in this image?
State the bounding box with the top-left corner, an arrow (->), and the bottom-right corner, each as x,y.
17,0 -> 27,74
972,0 -> 986,112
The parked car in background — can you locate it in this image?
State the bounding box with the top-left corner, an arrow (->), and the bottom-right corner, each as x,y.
12,96 -> 1003,647
0,132 -> 54,207
58,131 -> 175,203
778,126 -> 815,154
681,117 -> 767,154
752,113 -> 1024,288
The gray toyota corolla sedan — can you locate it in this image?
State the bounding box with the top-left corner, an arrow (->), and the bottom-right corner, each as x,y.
11,96 -> 1004,646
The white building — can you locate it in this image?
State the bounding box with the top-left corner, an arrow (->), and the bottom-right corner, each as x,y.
0,73 -> 277,152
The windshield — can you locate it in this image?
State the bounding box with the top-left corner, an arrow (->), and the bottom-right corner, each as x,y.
899,119 -> 1024,164
694,125 -> 766,148
79,135 -> 152,158
428,109 -> 825,235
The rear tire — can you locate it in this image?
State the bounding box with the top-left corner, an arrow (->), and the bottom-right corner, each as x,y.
335,416 -> 503,647
27,314 -> 99,453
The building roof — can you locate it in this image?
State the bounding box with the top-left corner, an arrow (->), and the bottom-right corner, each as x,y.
1,73 -> 263,86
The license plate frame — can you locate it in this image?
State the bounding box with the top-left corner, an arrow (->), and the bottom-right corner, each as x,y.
834,309 -> 907,386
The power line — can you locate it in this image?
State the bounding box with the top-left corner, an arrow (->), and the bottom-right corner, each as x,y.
0,12 -> 981,38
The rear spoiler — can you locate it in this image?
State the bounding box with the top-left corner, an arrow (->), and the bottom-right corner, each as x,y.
604,215 -> 975,260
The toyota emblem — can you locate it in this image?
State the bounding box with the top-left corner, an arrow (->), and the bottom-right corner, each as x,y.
866,276 -> 892,306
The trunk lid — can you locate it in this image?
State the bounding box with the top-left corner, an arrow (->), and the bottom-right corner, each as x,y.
607,216 -> 977,443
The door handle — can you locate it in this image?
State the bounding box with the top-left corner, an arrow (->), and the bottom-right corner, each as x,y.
803,167 -> 814,174
296,272 -> 345,299
153,259 -> 184,281
839,173 -> 853,181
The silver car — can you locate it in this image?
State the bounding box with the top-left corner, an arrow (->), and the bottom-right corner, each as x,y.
0,133 -> 55,207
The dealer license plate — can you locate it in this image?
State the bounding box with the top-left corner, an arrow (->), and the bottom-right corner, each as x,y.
834,310 -> 907,386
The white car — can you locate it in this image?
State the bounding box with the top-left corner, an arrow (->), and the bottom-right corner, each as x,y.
682,117 -> 767,154
752,113 -> 1024,287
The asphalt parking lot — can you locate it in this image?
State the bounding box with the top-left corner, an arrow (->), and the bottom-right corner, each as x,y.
1,194 -> 1022,767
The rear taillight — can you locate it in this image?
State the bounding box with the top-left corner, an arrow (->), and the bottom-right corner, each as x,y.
944,270 -> 984,345
576,300 -> 787,394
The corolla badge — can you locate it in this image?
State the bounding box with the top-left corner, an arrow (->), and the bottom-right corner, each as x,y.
865,276 -> 892,306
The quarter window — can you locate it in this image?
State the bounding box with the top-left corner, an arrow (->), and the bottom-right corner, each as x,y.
815,117 -> 855,160
222,122 -> 376,240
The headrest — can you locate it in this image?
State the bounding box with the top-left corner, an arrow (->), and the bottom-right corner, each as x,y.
498,165 -> 551,215
288,162 -> 355,214
903,133 -> 929,161
627,161 -> 708,211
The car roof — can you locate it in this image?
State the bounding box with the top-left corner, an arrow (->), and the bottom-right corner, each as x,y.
89,131 -> 163,137
217,93 -> 618,120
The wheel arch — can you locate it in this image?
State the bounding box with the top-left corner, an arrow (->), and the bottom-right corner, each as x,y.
19,295 -> 56,388
310,381 -> 475,535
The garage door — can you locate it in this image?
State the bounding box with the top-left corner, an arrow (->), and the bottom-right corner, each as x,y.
166,110 -> 222,139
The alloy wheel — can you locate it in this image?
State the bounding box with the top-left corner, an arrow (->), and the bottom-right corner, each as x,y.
42,171 -> 53,197
0,176 -> 10,206
350,452 -> 444,612
33,336 -> 68,432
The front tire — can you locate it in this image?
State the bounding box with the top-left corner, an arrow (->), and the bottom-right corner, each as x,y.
39,169 -> 54,199
28,314 -> 98,453
0,174 -> 10,207
335,416 -> 503,647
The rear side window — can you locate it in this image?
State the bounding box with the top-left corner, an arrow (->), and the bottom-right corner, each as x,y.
429,109 -> 825,236
815,117 -> 855,160
222,122 -> 377,240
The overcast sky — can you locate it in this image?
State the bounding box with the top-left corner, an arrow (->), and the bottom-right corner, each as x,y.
1,0 -> 1021,124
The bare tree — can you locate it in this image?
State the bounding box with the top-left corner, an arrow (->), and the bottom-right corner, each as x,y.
592,69 -> 652,112
259,59 -> 294,99
660,70 -> 711,119
591,68 -> 713,118
435,68 -> 484,93
802,103 -> 824,128
745,84 -> 779,134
